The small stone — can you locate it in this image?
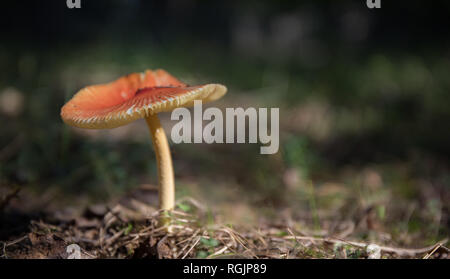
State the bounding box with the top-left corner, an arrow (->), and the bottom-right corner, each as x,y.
366,244 -> 381,259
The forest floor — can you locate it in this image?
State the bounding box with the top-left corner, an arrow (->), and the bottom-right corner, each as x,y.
1,183 -> 448,259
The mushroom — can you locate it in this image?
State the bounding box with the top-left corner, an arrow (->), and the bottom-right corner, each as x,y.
61,69 -> 227,224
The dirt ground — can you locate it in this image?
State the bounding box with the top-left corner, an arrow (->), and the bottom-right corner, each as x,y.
1,185 -> 448,259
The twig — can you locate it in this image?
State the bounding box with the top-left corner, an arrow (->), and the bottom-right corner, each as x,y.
182,236 -> 201,259
278,234 -> 448,257
423,243 -> 443,259
104,229 -> 125,247
223,226 -> 258,258
207,245 -> 229,258
0,235 -> 29,259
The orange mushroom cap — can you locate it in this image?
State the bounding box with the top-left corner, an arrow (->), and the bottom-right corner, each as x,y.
61,69 -> 227,129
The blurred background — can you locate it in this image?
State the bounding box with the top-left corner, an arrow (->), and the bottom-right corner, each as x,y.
0,0 -> 449,248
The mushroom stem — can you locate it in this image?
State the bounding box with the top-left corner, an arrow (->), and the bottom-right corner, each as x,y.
145,114 -> 175,216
